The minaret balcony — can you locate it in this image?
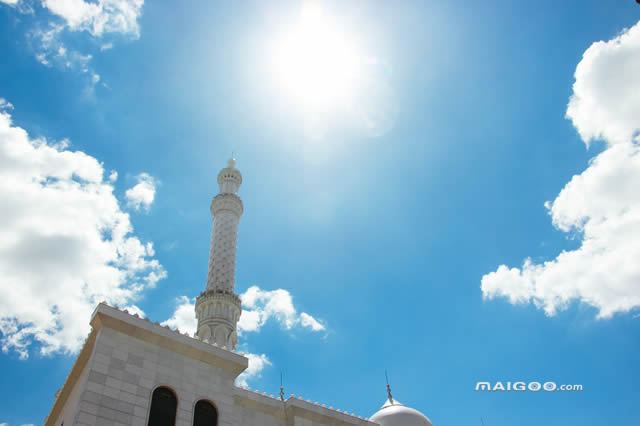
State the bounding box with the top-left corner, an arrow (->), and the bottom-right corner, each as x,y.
211,193 -> 243,217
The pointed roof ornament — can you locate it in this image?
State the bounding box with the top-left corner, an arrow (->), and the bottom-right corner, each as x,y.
371,370 -> 433,426
385,370 -> 393,402
279,371 -> 285,401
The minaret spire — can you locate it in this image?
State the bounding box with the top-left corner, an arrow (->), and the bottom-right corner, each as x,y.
194,157 -> 243,349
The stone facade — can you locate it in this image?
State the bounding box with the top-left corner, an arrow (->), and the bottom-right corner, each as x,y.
45,304 -> 374,426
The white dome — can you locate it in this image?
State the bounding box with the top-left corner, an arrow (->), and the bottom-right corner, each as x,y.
370,398 -> 433,426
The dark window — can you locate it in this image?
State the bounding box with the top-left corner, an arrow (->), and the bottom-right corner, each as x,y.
148,387 -> 177,426
193,400 -> 218,426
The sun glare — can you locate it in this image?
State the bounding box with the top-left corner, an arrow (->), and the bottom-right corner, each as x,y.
271,1 -> 362,110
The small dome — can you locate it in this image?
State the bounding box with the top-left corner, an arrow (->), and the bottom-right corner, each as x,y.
370,398 -> 433,426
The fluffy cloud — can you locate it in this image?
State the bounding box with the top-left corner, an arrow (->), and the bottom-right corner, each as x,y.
239,286 -> 326,333
42,0 -> 144,38
29,24 -> 100,86
566,23 -> 640,146
125,173 -> 156,212
0,99 -> 166,358
161,296 -> 197,335
3,0 -> 144,87
300,312 -> 326,331
162,287 -> 326,336
122,304 -> 145,318
0,0 -> 32,13
236,352 -> 272,388
481,21 -> 640,319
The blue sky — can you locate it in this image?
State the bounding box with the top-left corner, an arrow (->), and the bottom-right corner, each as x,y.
1,1 -> 640,425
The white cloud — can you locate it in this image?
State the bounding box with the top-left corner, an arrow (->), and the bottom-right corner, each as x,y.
239,286 -> 326,333
30,24 -> 64,67
0,100 -> 166,358
122,304 -> 145,318
237,310 -> 262,333
5,0 -> 34,14
0,423 -> 36,426
481,20 -> 640,319
42,0 -> 144,38
161,296 -> 197,335
235,352 -> 271,388
3,0 -> 144,88
162,287 -> 326,335
125,173 -> 156,212
566,23 -> 640,146
29,24 -> 98,85
300,312 -> 326,331
0,99 -> 13,110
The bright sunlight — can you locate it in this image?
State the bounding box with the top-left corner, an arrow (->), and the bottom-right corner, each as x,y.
270,1 -> 363,110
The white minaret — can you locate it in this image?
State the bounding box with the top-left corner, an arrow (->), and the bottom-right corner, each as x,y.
195,158 -> 243,349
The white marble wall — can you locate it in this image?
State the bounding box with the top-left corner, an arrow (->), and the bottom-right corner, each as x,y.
233,403 -> 284,426
47,304 -> 372,426
53,363 -> 89,426
71,328 -> 238,426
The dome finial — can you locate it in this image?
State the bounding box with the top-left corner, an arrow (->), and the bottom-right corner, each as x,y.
385,370 -> 393,402
228,153 -> 236,169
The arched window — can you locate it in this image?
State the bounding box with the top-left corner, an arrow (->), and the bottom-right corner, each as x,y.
148,387 -> 177,426
193,400 -> 218,426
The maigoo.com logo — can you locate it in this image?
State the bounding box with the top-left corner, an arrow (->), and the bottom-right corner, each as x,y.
475,381 -> 583,392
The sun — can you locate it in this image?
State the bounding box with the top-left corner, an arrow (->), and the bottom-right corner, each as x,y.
270,1 -> 362,110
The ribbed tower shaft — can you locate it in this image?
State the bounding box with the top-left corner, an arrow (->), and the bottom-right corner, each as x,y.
206,194 -> 242,292
195,158 -> 243,350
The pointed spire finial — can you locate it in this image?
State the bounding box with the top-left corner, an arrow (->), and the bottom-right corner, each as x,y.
385,370 -> 393,402
279,371 -> 285,401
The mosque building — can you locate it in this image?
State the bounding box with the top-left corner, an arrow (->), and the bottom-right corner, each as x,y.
45,159 -> 434,426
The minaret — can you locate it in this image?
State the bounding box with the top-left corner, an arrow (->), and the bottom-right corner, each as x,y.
195,158 -> 243,349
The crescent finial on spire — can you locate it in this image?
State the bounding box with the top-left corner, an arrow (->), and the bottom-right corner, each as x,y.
385,370 -> 393,402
